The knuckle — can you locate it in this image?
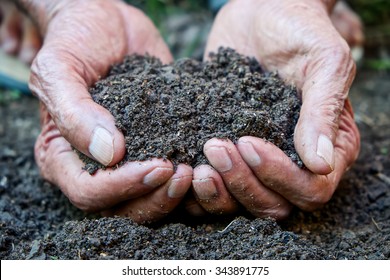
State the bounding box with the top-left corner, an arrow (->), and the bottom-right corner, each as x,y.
272,205 -> 293,220
250,203 -> 292,220
56,104 -> 79,132
68,198 -> 93,212
204,201 -> 237,215
228,174 -> 250,191
130,205 -> 169,224
67,190 -> 94,212
300,185 -> 333,211
152,203 -> 171,216
323,41 -> 356,84
68,181 -> 105,212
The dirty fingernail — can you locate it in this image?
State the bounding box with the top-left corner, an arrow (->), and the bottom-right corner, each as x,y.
205,146 -> 232,172
316,134 -> 335,171
168,177 -> 190,198
237,141 -> 261,167
193,178 -> 218,200
89,127 -> 114,166
143,167 -> 173,188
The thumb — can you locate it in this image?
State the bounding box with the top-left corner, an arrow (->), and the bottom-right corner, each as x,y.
294,42 -> 356,175
30,49 -> 125,167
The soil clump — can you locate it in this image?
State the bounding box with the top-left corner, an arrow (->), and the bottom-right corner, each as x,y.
80,48 -> 302,173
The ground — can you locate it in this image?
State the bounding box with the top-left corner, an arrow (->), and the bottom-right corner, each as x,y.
0,68 -> 389,260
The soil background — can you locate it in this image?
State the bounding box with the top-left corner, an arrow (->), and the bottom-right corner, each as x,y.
1,8 -> 390,260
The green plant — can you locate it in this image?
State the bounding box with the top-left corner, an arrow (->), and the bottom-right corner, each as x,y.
0,89 -> 22,105
365,58 -> 390,70
349,0 -> 390,26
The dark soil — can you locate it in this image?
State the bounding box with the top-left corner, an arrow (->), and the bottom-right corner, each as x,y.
80,48 -> 302,174
1,68 -> 389,260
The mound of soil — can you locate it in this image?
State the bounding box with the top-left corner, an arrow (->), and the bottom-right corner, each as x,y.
1,70 -> 389,260
80,48 -> 302,173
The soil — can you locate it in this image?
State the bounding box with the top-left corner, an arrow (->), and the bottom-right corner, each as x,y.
79,48 -> 302,174
1,67 -> 389,260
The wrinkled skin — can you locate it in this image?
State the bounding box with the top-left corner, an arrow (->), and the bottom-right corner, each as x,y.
190,0 -> 360,218
1,0 -> 362,222
2,0 -> 193,223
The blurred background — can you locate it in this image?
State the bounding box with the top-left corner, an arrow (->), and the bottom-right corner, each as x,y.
126,0 -> 390,70
125,0 -> 390,132
1,0 -> 389,102
349,0 -> 390,69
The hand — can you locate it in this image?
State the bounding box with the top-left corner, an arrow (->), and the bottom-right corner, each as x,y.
23,0 -> 192,223
190,0 -> 360,219
0,1 -> 41,64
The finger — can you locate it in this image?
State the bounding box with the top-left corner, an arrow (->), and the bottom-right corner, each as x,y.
237,136 -> 350,211
192,164 -> 239,215
18,16 -> 42,64
35,108 -> 174,212
30,71 -> 125,166
0,2 -> 22,54
102,164 -> 193,223
29,2 -> 173,167
204,138 -> 293,219
203,0 -> 256,61
332,99 -> 360,168
294,32 -> 356,175
30,37 -> 127,167
184,197 -> 209,217
28,1 -> 132,166
30,20 -> 125,166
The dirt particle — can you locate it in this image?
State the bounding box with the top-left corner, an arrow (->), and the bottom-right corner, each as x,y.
80,48 -> 302,173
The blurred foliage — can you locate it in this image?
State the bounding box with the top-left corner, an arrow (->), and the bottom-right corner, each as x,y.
365,59 -> 390,70
125,0 -> 211,59
129,0 -> 390,27
0,88 -> 22,105
348,0 -> 390,70
126,0 -> 208,26
349,0 -> 390,26
127,1 -> 390,66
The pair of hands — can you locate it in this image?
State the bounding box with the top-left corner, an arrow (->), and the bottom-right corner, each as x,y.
1,0 -> 361,223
